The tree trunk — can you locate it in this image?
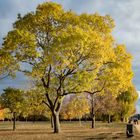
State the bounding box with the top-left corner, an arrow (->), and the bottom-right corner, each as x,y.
85,115 -> 87,122
33,115 -> 36,123
79,117 -> 81,126
53,112 -> 60,133
108,114 -> 110,123
91,94 -> 95,128
92,114 -> 95,128
126,117 -> 128,123
13,112 -> 16,131
123,117 -> 125,122
51,115 -> 54,128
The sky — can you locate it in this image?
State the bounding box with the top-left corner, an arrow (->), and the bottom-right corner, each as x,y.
0,0 -> 140,112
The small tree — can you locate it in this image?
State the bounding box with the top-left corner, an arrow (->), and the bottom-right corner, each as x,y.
3,108 -> 13,121
0,87 -> 24,130
61,94 -> 90,125
93,91 -> 118,123
22,89 -> 48,122
116,86 -> 138,122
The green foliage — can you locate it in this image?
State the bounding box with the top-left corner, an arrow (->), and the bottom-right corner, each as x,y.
116,85 -> 138,120
21,88 -> 48,119
0,49 -> 19,79
0,87 -> 24,115
3,108 -> 13,120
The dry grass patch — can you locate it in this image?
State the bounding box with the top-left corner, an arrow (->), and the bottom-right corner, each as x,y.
0,121 -> 139,140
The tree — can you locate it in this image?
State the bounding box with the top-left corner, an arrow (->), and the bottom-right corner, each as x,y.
0,108 -> 4,121
60,95 -> 76,121
85,44 -> 134,128
3,108 -> 13,121
1,2 -> 134,133
61,94 -> 90,125
0,87 -> 24,130
93,91 -> 118,123
21,88 -> 48,122
116,86 -> 138,122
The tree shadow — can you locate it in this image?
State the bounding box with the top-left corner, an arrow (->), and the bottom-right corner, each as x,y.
0,129 -> 12,131
0,129 -> 54,136
65,132 -> 127,140
86,132 -> 126,140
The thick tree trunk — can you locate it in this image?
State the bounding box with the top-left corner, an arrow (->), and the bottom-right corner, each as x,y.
53,112 -> 60,133
13,112 -> 16,131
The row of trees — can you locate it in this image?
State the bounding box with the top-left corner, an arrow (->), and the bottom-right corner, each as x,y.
0,2 -> 138,133
60,85 -> 138,123
0,87 -> 49,130
0,85 -> 138,130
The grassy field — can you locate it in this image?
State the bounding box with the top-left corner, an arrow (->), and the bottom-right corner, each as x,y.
0,121 -> 139,140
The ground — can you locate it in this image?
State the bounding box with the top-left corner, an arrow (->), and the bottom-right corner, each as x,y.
0,121 -> 140,140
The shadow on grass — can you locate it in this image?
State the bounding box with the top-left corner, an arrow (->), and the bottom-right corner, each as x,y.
0,129 -> 54,136
0,129 -> 13,132
65,132 -> 126,140
87,132 -> 125,140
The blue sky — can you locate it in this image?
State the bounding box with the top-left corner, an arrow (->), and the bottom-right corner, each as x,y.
0,0 -> 140,112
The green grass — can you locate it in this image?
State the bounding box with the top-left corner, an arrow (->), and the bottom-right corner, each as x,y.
0,121 -> 139,140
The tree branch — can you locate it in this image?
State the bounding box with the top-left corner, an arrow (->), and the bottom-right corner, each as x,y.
42,100 -> 51,109
0,73 -> 9,80
55,101 -> 62,112
85,81 -> 106,95
62,91 -> 83,96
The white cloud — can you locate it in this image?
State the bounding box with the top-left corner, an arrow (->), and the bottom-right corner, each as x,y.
137,91 -> 140,98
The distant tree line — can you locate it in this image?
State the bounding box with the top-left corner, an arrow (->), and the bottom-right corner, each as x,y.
0,84 -> 138,131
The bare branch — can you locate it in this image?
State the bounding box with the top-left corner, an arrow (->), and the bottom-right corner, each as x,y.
62,91 -> 83,96
21,60 -> 37,67
85,81 -> 106,95
41,65 -> 52,88
0,73 -> 10,80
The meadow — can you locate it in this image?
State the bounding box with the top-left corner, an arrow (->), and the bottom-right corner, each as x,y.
0,121 -> 139,140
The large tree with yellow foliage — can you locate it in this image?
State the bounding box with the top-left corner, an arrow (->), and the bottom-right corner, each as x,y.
1,2 -> 134,133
